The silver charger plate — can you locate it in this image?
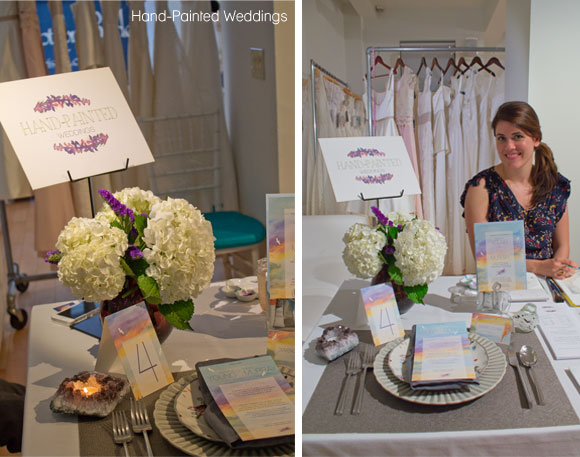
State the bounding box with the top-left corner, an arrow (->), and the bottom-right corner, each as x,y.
374,333 -> 507,405
153,375 -> 294,456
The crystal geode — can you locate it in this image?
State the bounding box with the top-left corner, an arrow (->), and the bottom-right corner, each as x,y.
50,371 -> 130,417
315,325 -> 359,361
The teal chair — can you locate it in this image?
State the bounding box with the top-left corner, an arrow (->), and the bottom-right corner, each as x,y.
139,112 -> 266,278
204,211 -> 266,279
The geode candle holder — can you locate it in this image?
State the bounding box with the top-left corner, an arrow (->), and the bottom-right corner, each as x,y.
315,325 -> 359,361
50,371 -> 130,417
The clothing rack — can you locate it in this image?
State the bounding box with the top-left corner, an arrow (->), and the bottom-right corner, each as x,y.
366,46 -> 506,133
310,59 -> 351,160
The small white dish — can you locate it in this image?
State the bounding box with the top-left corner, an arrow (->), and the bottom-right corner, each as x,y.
235,288 -> 258,302
220,285 -> 240,298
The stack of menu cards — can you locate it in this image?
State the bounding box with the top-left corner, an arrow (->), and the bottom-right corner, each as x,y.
537,302 -> 580,359
195,355 -> 294,449
409,321 -> 478,390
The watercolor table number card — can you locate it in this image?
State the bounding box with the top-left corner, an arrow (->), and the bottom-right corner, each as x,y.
266,194 -> 295,328
470,313 -> 513,345
317,136 -> 421,202
198,355 -> 294,441
95,302 -> 174,399
0,67 -> 154,190
360,283 -> 404,346
474,220 -> 527,293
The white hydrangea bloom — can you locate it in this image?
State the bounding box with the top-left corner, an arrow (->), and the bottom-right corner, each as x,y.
393,219 -> 447,286
56,218 -> 128,301
143,198 -> 216,304
342,223 -> 386,278
96,187 -> 162,223
385,211 -> 415,227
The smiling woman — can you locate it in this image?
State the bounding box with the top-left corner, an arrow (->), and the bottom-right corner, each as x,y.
461,101 -> 578,279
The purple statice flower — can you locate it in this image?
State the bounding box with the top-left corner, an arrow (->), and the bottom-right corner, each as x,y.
98,188 -> 135,222
44,249 -> 62,264
126,246 -> 144,260
140,212 -> 148,218
397,224 -> 402,229
371,206 -> 389,226
383,245 -> 395,255
435,226 -> 440,231
130,227 -> 138,240
388,221 -> 394,227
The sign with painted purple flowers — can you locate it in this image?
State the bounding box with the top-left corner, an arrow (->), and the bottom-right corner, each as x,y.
318,136 -> 420,202
0,67 -> 154,189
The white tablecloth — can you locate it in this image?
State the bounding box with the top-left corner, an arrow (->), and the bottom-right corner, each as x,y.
22,282 -> 267,456
302,215 -> 580,457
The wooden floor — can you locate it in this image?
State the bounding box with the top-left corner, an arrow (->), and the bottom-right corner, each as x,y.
0,198 -> 230,456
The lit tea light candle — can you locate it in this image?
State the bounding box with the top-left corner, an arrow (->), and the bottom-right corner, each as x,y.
70,375 -> 102,397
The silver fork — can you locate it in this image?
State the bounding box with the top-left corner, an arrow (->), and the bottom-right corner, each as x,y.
112,410 -> 132,457
352,344 -> 376,415
335,351 -> 361,416
130,398 -> 154,457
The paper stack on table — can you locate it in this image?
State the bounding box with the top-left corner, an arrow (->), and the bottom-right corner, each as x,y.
537,302 -> 580,359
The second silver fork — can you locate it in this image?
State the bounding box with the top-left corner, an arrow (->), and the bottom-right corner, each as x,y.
130,398 -> 154,457
352,344 -> 376,415
335,351 -> 361,415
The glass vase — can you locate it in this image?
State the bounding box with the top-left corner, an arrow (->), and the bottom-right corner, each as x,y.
371,265 -> 415,314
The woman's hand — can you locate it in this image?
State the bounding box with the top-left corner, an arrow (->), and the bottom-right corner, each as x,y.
528,258 -> 578,279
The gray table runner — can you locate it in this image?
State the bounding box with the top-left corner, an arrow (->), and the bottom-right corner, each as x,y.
303,330 -> 580,434
79,372 -> 192,456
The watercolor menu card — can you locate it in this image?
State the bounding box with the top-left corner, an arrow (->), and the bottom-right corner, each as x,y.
0,67 -> 154,189
318,136 -> 421,202
266,194 -> 295,300
198,355 -> 294,441
411,321 -> 476,386
474,220 -> 527,293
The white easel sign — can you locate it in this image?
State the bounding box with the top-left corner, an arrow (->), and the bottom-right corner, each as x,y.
318,136 -> 421,203
0,67 -> 154,190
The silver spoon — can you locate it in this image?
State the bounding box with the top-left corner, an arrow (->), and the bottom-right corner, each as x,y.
519,345 -> 545,405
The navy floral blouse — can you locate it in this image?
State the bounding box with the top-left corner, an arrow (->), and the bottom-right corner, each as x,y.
460,167 -> 571,260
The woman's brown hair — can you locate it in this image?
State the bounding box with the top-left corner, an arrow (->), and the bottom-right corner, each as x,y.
491,101 -> 558,207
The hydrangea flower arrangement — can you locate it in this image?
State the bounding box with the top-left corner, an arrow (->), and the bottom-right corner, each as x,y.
342,206 -> 447,304
45,187 -> 215,330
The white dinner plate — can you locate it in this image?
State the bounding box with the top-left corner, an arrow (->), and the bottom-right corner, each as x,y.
173,377 -> 222,442
374,333 -> 507,405
387,333 -> 489,383
153,375 -> 294,457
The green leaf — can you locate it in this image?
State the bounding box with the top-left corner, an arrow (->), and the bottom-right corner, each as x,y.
137,275 -> 161,305
404,284 -> 428,304
110,220 -> 124,232
134,214 -> 147,238
159,300 -> 194,330
127,257 -> 149,277
120,258 -> 136,277
387,262 -> 403,285
388,226 -> 399,240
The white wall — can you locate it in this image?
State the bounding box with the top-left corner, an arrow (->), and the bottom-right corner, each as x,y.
528,0 -> 580,261
302,0 -> 348,80
221,1 -> 279,224
505,0 -> 530,102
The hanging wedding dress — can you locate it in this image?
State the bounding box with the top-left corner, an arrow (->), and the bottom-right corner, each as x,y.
0,2 -> 31,201
416,68 -> 435,224
432,78 -> 451,245
71,0 -> 113,216
17,1 -> 76,254
476,70 -> 495,172
395,66 -> 423,218
371,72 -> 413,214
461,69 -> 478,272
446,75 -> 466,274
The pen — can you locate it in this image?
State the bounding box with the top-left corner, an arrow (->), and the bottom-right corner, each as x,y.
546,278 -> 564,303
548,277 -> 579,307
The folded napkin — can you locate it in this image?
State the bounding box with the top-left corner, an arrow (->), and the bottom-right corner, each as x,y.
195,357 -> 294,449
406,325 -> 479,391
